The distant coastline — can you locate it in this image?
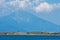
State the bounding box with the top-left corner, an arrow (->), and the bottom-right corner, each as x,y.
0,32 -> 60,35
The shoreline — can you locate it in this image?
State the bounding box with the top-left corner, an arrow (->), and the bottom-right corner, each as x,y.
0,32 -> 60,35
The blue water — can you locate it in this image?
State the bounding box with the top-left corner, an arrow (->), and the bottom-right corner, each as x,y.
0,35 -> 60,40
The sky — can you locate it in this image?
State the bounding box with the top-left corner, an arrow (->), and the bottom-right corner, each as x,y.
0,0 -> 60,32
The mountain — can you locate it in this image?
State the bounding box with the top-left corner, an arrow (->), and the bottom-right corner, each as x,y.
0,10 -> 60,32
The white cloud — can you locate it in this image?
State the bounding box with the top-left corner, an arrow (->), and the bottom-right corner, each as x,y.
8,0 -> 30,8
35,2 -> 53,13
0,0 -> 60,17
19,1 -> 28,8
53,3 -> 60,8
34,3 -> 60,13
0,0 -> 17,17
8,1 -> 17,6
4,0 -> 60,13
0,0 -> 60,23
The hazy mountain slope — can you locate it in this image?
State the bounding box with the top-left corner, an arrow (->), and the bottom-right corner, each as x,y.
0,10 -> 60,32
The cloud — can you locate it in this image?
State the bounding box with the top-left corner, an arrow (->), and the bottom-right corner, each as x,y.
34,2 -> 60,13
0,0 -> 60,23
7,0 -> 60,13
53,3 -> 60,8
0,0 -> 11,17
8,0 -> 30,8
0,0 -> 60,17
35,2 -> 53,13
19,0 -> 29,8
